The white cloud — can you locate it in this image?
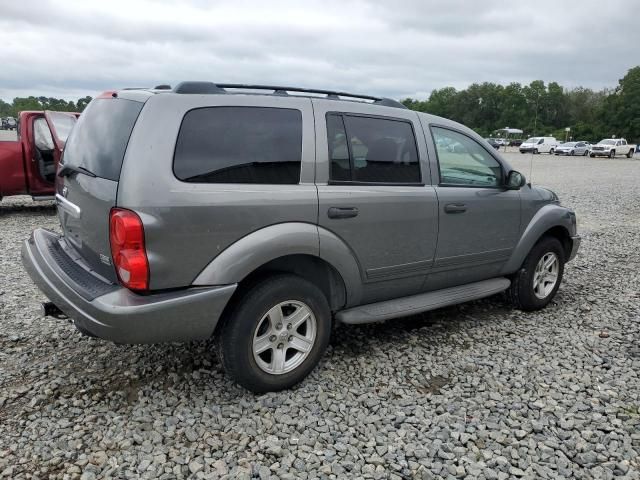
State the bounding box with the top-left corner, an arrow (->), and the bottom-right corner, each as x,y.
0,0 -> 638,102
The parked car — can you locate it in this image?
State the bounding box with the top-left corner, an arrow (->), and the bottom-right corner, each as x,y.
519,136 -> 558,154
508,139 -> 523,147
22,83 -> 581,392
589,138 -> 636,158
2,116 -> 17,130
554,141 -> 590,156
0,111 -> 79,202
484,138 -> 501,150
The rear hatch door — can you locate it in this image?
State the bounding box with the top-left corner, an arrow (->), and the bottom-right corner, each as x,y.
56,96 -> 143,282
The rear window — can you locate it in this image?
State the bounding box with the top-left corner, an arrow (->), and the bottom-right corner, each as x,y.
62,98 -> 143,181
173,107 -> 302,184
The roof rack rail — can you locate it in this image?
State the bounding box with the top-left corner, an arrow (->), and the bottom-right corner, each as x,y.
172,82 -> 406,109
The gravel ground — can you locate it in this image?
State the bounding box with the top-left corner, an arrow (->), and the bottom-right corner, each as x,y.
1,153 -> 639,479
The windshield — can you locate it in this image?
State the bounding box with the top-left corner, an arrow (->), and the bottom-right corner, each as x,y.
524,137 -> 540,143
47,112 -> 77,144
600,140 -> 616,145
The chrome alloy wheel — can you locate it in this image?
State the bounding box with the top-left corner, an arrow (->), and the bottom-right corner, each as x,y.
252,301 -> 317,375
533,252 -> 559,299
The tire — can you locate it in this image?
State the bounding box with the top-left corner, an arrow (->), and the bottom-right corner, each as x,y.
549,148 -> 555,155
590,153 -> 595,157
570,150 -> 574,156
533,148 -> 538,155
627,149 -> 634,158
509,236 -> 565,311
609,149 -> 615,158
217,274 -> 331,393
583,150 -> 589,156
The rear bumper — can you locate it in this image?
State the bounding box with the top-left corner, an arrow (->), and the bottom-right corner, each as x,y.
21,229 -> 236,344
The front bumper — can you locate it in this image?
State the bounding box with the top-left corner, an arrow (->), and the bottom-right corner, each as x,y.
21,229 -> 236,344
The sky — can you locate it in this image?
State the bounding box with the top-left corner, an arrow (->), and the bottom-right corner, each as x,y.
1,0 -> 639,102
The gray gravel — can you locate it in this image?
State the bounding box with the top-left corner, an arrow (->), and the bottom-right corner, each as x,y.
1,153 -> 639,479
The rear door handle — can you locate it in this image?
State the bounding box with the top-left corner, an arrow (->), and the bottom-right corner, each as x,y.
444,203 -> 467,214
328,207 -> 359,219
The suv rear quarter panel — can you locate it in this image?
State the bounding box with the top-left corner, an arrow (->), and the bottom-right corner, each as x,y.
117,94 -> 318,290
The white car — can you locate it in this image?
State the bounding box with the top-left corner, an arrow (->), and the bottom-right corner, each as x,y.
519,136 -> 558,154
589,138 -> 636,158
554,141 -> 590,156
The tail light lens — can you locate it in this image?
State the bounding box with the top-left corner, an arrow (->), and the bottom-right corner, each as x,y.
109,208 -> 149,291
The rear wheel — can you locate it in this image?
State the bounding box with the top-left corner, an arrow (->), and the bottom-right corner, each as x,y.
509,236 -> 565,311
217,274 -> 331,392
627,149 -> 634,158
590,153 -> 595,157
549,148 -> 555,155
583,149 -> 589,156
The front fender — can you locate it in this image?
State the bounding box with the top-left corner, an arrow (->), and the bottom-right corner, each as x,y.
501,204 -> 576,274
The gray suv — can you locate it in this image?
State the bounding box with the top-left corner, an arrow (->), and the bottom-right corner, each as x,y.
22,82 -> 580,392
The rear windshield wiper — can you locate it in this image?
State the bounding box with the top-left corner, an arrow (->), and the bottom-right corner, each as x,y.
58,164 -> 97,178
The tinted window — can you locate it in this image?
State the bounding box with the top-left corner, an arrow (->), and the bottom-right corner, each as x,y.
432,127 -> 503,187
327,114 -> 420,183
63,98 -> 143,181
327,114 -> 351,181
174,107 -> 302,184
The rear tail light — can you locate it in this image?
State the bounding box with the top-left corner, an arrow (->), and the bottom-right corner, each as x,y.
109,208 -> 149,291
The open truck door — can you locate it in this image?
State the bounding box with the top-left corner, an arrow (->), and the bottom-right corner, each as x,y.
0,140 -> 26,199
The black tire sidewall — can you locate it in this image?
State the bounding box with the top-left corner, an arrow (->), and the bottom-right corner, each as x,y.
511,237 -> 565,311
219,274 -> 331,393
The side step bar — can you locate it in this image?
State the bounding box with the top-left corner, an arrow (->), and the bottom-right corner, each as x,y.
336,277 -> 511,325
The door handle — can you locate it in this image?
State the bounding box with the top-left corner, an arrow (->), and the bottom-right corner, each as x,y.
444,203 -> 467,214
328,207 -> 359,219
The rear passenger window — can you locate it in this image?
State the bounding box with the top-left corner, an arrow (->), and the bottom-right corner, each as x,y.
174,107 -> 302,184
327,113 -> 421,184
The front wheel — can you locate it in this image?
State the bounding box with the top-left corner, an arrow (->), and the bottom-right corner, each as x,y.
609,149 -> 615,158
217,274 -> 331,392
533,148 -> 539,154
509,236 -> 565,311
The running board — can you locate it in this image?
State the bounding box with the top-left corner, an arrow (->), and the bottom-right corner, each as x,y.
32,196 -> 55,201
336,277 -> 511,325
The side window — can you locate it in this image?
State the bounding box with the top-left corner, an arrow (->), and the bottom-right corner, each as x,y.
431,127 -> 503,187
174,107 -> 302,184
33,118 -> 55,151
327,113 -> 421,184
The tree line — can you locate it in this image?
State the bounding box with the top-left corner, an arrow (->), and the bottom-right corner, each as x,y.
2,66 -> 638,142
0,96 -> 93,118
402,66 -> 640,143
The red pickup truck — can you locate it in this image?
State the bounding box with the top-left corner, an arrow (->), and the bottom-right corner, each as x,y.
0,111 -> 79,202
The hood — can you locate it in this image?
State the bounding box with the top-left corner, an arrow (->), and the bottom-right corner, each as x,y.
532,185 -> 559,204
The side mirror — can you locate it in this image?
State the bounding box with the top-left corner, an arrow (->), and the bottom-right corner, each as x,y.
506,170 -> 526,190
